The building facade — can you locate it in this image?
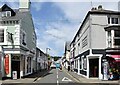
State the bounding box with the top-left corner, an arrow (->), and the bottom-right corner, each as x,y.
36,48 -> 48,71
0,0 -> 37,78
64,42 -> 70,69
70,5 -> 120,79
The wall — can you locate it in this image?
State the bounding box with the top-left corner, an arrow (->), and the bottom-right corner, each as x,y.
91,14 -> 108,49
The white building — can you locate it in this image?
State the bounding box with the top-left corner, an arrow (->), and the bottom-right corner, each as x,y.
70,5 -> 120,79
0,0 -> 37,78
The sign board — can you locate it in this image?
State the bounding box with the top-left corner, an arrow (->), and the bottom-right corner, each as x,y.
5,54 -> 9,75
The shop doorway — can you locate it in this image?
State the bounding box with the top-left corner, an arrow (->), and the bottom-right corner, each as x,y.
89,58 -> 99,77
11,61 -> 20,78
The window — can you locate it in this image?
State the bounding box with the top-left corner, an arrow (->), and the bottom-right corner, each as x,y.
6,11 -> 11,17
115,30 -> 120,37
108,17 -> 110,24
108,17 -> 119,24
112,18 -> 118,24
1,11 -> 11,17
0,29 -> 4,42
114,30 -> 120,46
21,31 -> 26,46
82,36 -> 88,48
114,39 -> 120,45
83,58 -> 87,70
107,31 -> 112,48
79,58 -> 81,69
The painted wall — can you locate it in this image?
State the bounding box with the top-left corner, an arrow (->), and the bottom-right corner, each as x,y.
90,14 -> 107,49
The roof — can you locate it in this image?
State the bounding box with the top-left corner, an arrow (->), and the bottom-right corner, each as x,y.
0,4 -> 30,21
1,11 -> 29,21
71,8 -> 120,45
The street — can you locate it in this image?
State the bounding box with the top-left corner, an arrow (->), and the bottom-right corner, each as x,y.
35,68 -> 79,84
2,68 -> 119,85
2,68 -> 80,85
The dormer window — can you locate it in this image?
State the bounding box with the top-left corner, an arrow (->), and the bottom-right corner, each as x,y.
6,11 -> 11,17
1,11 -> 11,17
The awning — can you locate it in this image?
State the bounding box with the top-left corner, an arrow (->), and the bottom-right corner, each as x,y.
111,55 -> 120,62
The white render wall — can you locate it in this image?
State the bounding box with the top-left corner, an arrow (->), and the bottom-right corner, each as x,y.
91,14 -> 108,49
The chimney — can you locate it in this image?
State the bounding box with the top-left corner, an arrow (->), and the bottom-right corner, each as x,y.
91,7 -> 97,11
98,5 -> 103,10
19,0 -> 31,11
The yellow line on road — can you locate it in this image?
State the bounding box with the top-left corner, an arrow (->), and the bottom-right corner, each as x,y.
63,68 -> 80,83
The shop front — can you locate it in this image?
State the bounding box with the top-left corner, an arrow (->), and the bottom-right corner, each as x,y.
107,55 -> 120,80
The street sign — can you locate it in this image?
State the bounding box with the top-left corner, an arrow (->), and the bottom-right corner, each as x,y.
62,77 -> 72,82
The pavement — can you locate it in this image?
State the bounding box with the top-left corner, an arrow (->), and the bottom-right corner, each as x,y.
2,69 -> 50,84
63,68 -> 120,84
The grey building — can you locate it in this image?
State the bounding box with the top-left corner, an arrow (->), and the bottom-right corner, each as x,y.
70,5 -> 120,79
36,48 -> 48,71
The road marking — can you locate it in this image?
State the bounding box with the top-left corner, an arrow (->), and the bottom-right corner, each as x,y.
57,75 -> 58,79
63,68 -> 80,83
62,77 -> 72,82
57,80 -> 59,85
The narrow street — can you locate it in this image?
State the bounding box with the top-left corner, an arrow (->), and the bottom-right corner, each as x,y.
35,68 -> 79,84
2,68 -> 80,85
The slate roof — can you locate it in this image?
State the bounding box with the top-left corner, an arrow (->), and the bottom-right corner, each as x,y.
0,4 -> 29,21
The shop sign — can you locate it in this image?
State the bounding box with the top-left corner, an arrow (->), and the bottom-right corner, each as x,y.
5,54 -> 9,75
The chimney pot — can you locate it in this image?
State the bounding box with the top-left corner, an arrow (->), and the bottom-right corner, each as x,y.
98,5 -> 102,10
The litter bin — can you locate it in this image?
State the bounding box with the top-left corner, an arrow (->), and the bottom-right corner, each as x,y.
12,71 -> 17,79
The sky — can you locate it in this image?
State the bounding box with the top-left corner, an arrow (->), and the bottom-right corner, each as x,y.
0,0 -> 120,56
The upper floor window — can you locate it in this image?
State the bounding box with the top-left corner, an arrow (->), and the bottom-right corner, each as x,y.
108,17 -> 119,24
21,31 -> 26,46
114,30 -> 120,46
107,31 -> 112,48
82,36 -> 88,48
0,11 -> 11,17
0,29 -> 4,42
6,11 -> 11,17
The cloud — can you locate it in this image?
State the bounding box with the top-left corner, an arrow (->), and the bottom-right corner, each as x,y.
34,16 -> 79,56
31,2 -> 43,11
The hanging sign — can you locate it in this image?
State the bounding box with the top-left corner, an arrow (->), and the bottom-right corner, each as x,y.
5,54 -> 9,75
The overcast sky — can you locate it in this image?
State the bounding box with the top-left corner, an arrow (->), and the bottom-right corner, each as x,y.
0,0 -> 120,56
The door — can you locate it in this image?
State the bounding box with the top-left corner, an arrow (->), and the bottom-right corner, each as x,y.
89,58 -> 99,77
11,61 -> 20,78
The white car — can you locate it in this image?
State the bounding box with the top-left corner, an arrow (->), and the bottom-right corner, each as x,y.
50,64 -> 56,69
